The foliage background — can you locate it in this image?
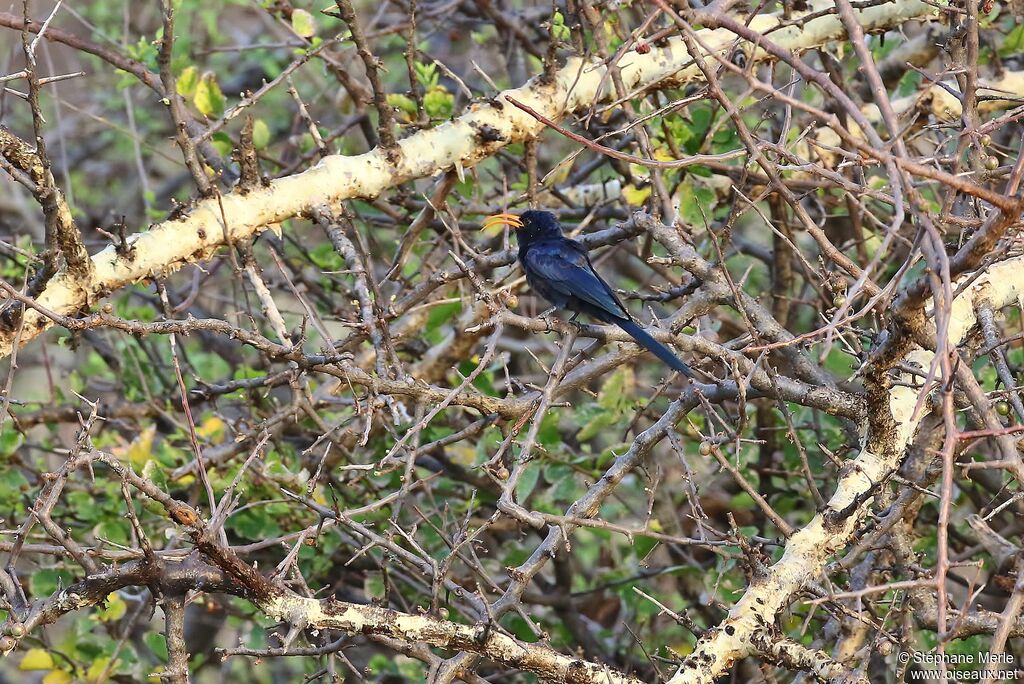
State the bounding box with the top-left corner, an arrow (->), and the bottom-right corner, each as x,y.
1,0 -> 1023,683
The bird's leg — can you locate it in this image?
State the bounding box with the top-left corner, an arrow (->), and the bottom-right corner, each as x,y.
567,311 -> 583,333
539,306 -> 558,333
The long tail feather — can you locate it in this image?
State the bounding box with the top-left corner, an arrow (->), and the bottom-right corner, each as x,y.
612,317 -> 695,378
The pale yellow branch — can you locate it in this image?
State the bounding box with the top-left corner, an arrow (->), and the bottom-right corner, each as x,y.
0,0 -> 933,358
668,256 -> 1024,684
261,593 -> 644,684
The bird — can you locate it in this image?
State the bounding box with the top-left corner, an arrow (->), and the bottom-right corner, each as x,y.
483,209 -> 695,378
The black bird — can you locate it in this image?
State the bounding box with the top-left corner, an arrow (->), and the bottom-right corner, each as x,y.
484,210 -> 694,378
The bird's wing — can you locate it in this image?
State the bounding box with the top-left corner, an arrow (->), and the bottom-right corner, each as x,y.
523,242 -> 630,319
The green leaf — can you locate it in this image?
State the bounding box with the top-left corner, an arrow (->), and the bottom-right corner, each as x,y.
711,126 -> 740,153
730,491 -> 755,510
684,105 -> 713,154
1000,24 -> 1024,57
423,87 -> 454,119
367,654 -> 398,677
291,8 -> 317,38
251,119 -> 270,149
515,464 -> 540,502
548,466 -> 583,502
504,614 -> 537,640
67,490 -> 101,522
396,657 -> 425,681
212,131 -> 233,158
364,575 -> 385,601
176,65 -> 199,98
598,367 -> 633,411
144,631 -> 168,662
309,243 -> 345,271
29,568 -> 72,598
229,508 -> 282,540
679,181 -> 716,227
551,11 -> 570,40
126,35 -> 158,69
537,412 -> 562,449
0,428 -> 23,456
97,519 -> 131,546
633,534 -> 659,560
0,468 -> 28,510
194,71 -> 225,118
595,441 -> 632,468
426,301 -> 462,332
896,69 -> 922,98
577,410 -> 616,442
413,62 -> 439,89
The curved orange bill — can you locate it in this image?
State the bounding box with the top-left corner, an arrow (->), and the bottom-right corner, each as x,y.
482,212 -> 523,231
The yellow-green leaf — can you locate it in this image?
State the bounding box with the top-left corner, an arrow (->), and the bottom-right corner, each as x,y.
196,415 -> 226,441
652,148 -> 675,162
113,425 -> 156,468
96,592 -> 127,622
291,9 -> 317,38
622,184 -> 652,206
20,648 -> 54,671
86,657 -> 113,683
176,65 -> 199,98
194,71 -> 225,118
43,671 -> 72,684
386,92 -> 417,117
251,119 -> 271,150
423,86 -> 454,119
447,445 -> 477,468
552,11 -> 570,40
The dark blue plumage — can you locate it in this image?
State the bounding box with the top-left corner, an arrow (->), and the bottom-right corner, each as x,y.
508,210 -> 694,378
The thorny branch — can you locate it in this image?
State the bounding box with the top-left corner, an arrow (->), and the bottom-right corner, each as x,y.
2,0 -> 1024,682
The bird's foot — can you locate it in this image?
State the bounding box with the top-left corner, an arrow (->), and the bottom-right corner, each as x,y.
539,306 -> 558,333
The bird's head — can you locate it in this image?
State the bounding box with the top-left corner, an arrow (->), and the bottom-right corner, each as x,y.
482,209 -> 563,244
